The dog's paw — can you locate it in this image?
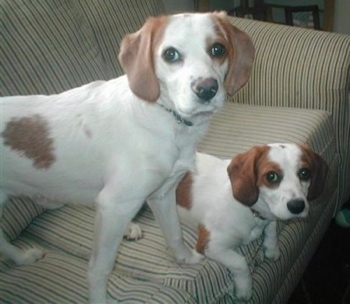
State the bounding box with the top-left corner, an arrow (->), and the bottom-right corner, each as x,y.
123,222 -> 143,241
234,279 -> 253,301
16,248 -> 45,265
175,248 -> 204,265
186,249 -> 204,264
264,245 -> 281,261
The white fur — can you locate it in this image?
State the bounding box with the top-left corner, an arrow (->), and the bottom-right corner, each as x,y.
177,144 -> 322,300
0,12 -> 254,304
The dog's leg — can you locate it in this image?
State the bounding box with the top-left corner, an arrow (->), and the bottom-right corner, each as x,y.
34,195 -> 65,210
148,187 -> 203,265
0,192 -> 44,265
88,187 -> 144,304
263,220 -> 280,260
206,245 -> 252,300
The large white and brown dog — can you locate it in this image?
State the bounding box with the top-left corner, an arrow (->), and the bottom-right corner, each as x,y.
176,143 -> 328,300
0,12 -> 254,303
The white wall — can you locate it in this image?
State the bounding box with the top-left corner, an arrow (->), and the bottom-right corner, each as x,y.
333,0 -> 350,35
162,0 -> 195,13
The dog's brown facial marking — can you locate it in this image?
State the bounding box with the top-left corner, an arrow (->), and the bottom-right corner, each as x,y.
257,161 -> 283,190
176,172 -> 193,210
196,224 -> 210,254
1,114 -> 56,169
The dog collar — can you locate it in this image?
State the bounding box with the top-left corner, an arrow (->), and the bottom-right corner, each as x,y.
158,104 -> 193,127
251,209 -> 266,220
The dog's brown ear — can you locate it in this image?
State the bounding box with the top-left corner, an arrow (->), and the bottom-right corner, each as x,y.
118,16 -> 168,102
300,145 -> 329,201
227,146 -> 268,206
213,12 -> 255,95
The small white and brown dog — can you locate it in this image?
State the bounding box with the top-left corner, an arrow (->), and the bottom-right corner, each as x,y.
176,143 -> 328,300
0,12 -> 254,303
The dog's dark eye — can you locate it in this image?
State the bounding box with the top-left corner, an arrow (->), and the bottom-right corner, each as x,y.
210,43 -> 226,58
299,168 -> 311,181
162,47 -> 181,63
266,171 -> 281,184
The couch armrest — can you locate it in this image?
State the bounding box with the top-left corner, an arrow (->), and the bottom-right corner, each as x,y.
228,17 -> 350,205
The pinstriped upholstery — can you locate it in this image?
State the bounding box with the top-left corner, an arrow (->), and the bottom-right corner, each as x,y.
0,0 -> 347,303
1,0 -> 165,96
1,0 -> 108,96
1,101 -> 338,303
78,0 -> 165,78
227,18 -> 350,209
1,197 -> 44,241
0,252 -> 196,303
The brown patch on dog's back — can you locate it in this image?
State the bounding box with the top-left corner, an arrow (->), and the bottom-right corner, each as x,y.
176,172 -> 193,210
196,224 -> 210,254
2,114 -> 56,169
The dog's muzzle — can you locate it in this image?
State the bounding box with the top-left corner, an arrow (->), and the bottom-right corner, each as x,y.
287,199 -> 306,214
191,77 -> 218,103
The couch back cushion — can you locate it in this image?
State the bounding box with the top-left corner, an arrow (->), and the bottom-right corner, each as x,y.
77,0 -> 165,78
1,0 -> 109,95
1,0 -> 165,96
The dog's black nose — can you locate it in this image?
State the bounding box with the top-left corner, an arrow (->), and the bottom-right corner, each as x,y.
287,199 -> 305,214
192,78 -> 218,102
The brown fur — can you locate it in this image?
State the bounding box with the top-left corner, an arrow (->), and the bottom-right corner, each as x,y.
227,146 -> 270,206
176,172 -> 193,210
196,224 -> 210,254
118,16 -> 169,102
300,145 -> 329,200
1,114 -> 55,169
211,12 -> 255,95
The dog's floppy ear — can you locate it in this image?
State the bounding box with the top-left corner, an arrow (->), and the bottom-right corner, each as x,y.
213,12 -> 255,95
227,146 -> 268,206
300,145 -> 329,201
118,16 -> 168,102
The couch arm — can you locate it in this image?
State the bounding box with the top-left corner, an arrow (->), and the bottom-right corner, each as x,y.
228,17 -> 350,205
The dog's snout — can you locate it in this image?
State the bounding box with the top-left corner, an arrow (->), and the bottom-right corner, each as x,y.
287,199 -> 305,214
192,78 -> 218,102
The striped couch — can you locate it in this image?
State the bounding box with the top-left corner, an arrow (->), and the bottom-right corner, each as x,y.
1,0 -> 349,303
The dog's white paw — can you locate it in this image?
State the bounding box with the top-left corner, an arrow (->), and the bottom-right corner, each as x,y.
234,274 -> 253,301
175,248 -> 204,265
17,248 -> 44,265
123,222 -> 143,241
264,245 -> 280,261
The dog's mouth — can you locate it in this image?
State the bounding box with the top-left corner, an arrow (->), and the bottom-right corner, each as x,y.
177,97 -> 224,117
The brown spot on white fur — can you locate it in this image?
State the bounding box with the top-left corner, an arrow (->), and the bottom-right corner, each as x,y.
1,114 -> 55,169
210,12 -> 255,95
256,161 -> 282,189
176,172 -> 193,210
196,224 -> 210,254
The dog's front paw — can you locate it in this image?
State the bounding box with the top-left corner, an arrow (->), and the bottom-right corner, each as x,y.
234,277 -> 253,301
16,248 -> 45,265
123,222 -> 143,241
175,248 -> 204,265
264,245 -> 280,261
186,249 -> 204,264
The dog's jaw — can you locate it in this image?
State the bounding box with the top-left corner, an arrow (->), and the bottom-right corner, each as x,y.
155,14 -> 229,119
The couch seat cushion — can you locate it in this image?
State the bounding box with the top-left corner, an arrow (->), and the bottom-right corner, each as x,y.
0,102 -> 338,303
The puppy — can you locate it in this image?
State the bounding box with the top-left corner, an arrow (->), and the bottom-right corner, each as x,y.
0,12 -> 254,303
176,143 -> 328,300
